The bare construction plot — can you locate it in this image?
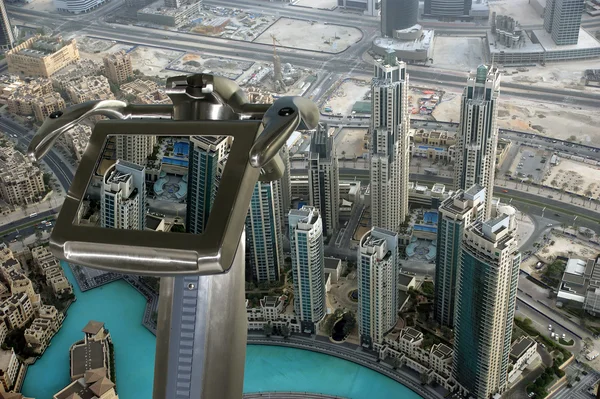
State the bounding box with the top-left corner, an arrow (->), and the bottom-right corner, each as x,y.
325,78 -> 370,115
129,47 -> 184,77
488,0 -> 544,26
545,159 -> 600,197
76,37 -> 134,58
334,127 -> 368,158
169,53 -> 254,80
431,37 -> 484,72
254,18 -> 362,53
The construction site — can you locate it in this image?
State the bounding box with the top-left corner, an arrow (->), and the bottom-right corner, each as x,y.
186,6 -> 277,40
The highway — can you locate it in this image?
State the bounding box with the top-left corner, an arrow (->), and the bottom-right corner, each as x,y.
7,7 -> 600,110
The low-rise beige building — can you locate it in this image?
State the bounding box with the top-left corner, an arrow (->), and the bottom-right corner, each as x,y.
0,293 -> 35,330
0,146 -> 45,206
54,370 -> 118,399
31,246 -> 73,297
70,321 -> 112,382
52,59 -> 105,90
246,295 -> 300,333
7,36 -> 80,78
24,305 -> 64,355
120,78 -> 158,99
0,76 -> 25,105
6,270 -> 41,311
137,89 -> 171,104
61,124 -> 91,161
65,75 -> 114,104
32,93 -> 66,122
103,50 -> 133,85
6,77 -> 53,116
0,348 -> 26,393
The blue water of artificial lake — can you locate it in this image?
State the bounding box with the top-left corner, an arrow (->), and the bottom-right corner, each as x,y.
22,262 -> 421,399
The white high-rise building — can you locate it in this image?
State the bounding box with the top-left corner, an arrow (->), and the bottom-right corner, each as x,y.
370,49 -> 410,231
277,146 -> 292,235
101,160 -> 146,230
454,65 -> 501,219
453,212 -> 520,398
358,227 -> 399,348
434,184 -> 486,328
116,135 -> 156,168
289,206 -> 325,334
246,180 -> 284,283
308,123 -> 339,238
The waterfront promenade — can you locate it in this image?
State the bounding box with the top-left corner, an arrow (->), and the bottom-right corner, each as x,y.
247,335 -> 445,399
69,263 -> 158,334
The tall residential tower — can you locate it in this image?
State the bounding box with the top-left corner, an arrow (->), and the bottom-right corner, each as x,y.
116,135 -> 156,167
434,184 -> 485,328
454,65 -> 501,219
453,212 -> 521,398
544,0 -> 584,45
0,0 -> 15,50
245,180 -> 284,283
289,206 -> 325,334
381,0 -> 418,37
358,227 -> 399,347
101,160 -> 146,230
370,50 -> 410,231
308,123 -> 339,238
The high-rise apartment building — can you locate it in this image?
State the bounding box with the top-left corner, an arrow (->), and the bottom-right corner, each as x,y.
434,184 -> 485,328
115,134 -> 155,167
544,0 -> 584,45
186,136 -> 229,234
358,227 -> 399,347
246,180 -> 284,283
453,213 -> 521,398
278,146 -> 292,234
454,65 -> 501,219
101,160 -> 146,230
103,50 -> 134,85
0,146 -> 45,206
381,0 -> 418,37
308,123 -> 339,238
289,206 -> 325,334
0,0 -> 15,50
370,50 -> 410,231
164,0 -> 194,8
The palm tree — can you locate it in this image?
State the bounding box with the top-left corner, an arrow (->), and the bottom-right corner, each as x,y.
392,357 -> 401,370
281,325 -> 290,339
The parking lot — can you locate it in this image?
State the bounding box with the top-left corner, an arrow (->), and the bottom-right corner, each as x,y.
507,145 -> 550,183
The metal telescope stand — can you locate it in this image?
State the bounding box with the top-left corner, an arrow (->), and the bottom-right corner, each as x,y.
27,74 -> 319,399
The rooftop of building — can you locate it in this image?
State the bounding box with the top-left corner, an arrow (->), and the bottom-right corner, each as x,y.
510,336 -> 536,360
289,206 -> 319,226
372,28 -> 434,52
324,257 -> 341,270
401,327 -> 422,342
533,28 -> 600,52
55,376 -> 114,399
0,348 -> 14,371
431,343 -> 452,359
82,320 -> 104,335
139,0 -> 200,16
566,258 -> 587,276
145,215 -> 162,231
487,31 -> 544,54
398,273 -> 415,287
72,340 -> 105,377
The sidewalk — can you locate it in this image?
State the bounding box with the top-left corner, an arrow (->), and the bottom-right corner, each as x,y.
0,192 -> 65,226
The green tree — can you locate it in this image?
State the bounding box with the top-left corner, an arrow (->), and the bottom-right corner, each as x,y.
420,372 -> 429,385
171,224 -> 185,233
263,322 -> 273,337
392,357 -> 401,370
281,325 -> 290,339
342,311 -> 356,336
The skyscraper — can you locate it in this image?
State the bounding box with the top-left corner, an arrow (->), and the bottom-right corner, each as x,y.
101,160 -> 146,230
278,146 -> 292,234
544,0 -> 584,45
454,65 -> 501,219
381,0 -> 418,37
308,123 -> 339,238
186,136 -> 229,234
116,135 -> 156,167
370,50 -> 410,231
453,213 -> 521,398
289,206 -> 325,334
0,0 -> 14,50
434,184 -> 485,328
246,180 -> 284,283
357,227 -> 399,347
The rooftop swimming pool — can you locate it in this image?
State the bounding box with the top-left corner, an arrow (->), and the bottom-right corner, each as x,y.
22,262 -> 422,399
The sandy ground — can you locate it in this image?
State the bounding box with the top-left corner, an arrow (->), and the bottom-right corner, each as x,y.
76,37 -> 134,56
487,0 -> 545,25
19,0 -> 58,13
433,90 -> 600,144
537,234 -> 599,262
502,59 -> 600,91
169,53 -> 253,80
127,47 -> 183,77
326,79 -> 370,115
515,212 -> 535,249
335,127 -> 368,158
545,159 -> 600,196
431,37 -> 485,72
254,18 -> 362,53
189,5 -> 276,41
294,0 -> 337,9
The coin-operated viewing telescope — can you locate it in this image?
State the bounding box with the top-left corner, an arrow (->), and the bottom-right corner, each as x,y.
28,73 -> 319,399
